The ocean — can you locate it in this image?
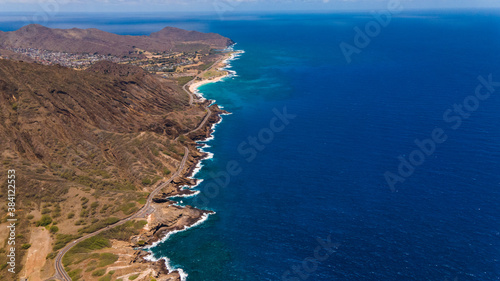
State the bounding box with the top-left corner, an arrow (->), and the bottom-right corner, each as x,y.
3,11 -> 500,281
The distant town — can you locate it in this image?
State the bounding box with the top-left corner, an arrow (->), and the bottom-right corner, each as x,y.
4,47 -> 210,77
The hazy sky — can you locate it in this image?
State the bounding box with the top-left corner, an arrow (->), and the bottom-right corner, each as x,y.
1,0 -> 500,13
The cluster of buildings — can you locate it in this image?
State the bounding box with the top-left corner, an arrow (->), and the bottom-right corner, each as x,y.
5,47 -> 204,76
7,47 -> 131,68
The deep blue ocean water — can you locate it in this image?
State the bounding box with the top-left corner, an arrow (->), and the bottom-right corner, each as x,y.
2,11 -> 500,281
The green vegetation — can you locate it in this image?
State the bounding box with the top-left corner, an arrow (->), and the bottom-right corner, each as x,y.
176,76 -> 194,86
98,253 -> 118,267
129,274 -> 140,280
101,220 -> 146,241
68,268 -> 82,281
46,251 -> 58,259
92,268 -> 106,277
200,62 -> 214,71
62,235 -> 111,267
77,217 -> 119,234
150,147 -> 160,156
100,204 -> 111,214
52,204 -> 62,218
98,275 -> 113,281
59,169 -> 136,191
85,260 -> 98,272
74,219 -> 86,226
120,202 -> 137,215
49,225 -> 59,233
54,234 -> 79,251
202,68 -> 225,79
67,212 -> 75,219
36,215 -> 52,227
141,178 -> 152,185
21,244 -> 31,249
75,236 -> 111,252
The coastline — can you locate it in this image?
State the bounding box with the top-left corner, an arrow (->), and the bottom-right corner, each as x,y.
188,50 -> 244,100
136,48 -> 243,281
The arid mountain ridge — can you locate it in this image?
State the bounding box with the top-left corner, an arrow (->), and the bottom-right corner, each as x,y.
0,24 -> 233,56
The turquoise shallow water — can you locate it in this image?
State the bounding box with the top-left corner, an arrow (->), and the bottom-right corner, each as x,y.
1,11 -> 499,281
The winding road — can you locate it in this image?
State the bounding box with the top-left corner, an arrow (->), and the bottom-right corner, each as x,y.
51,54 -> 227,281
53,147 -> 189,281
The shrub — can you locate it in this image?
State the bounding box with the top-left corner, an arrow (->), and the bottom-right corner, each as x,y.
36,215 -> 52,227
98,275 -> 112,281
78,217 -> 119,234
101,220 -> 142,241
54,234 -> 78,251
85,260 -> 98,272
92,269 -> 106,277
120,202 -> 137,215
21,244 -> 31,249
129,274 -> 139,280
67,212 -> 75,219
50,225 -> 59,233
98,253 -> 118,267
68,268 -> 82,281
75,236 -> 111,252
62,236 -> 111,267
46,252 -> 58,259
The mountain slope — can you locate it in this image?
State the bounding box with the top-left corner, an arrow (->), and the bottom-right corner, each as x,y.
0,24 -> 233,56
0,59 -> 211,279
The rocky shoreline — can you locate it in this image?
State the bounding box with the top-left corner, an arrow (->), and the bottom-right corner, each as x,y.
114,48 -> 239,280
123,93 -> 228,281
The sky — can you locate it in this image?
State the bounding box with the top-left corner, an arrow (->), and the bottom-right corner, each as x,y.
1,0 -> 500,13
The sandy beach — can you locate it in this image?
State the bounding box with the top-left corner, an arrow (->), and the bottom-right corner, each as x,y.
188,50 -> 244,97
188,75 -> 227,95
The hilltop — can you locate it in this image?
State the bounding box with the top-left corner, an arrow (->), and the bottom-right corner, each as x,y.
0,24 -> 233,56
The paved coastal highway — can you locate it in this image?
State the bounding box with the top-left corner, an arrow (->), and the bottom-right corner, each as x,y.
51,147 -> 189,281
50,54 -> 223,281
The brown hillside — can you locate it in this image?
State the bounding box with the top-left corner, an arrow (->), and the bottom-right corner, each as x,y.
0,59 -> 210,279
0,24 -> 233,56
